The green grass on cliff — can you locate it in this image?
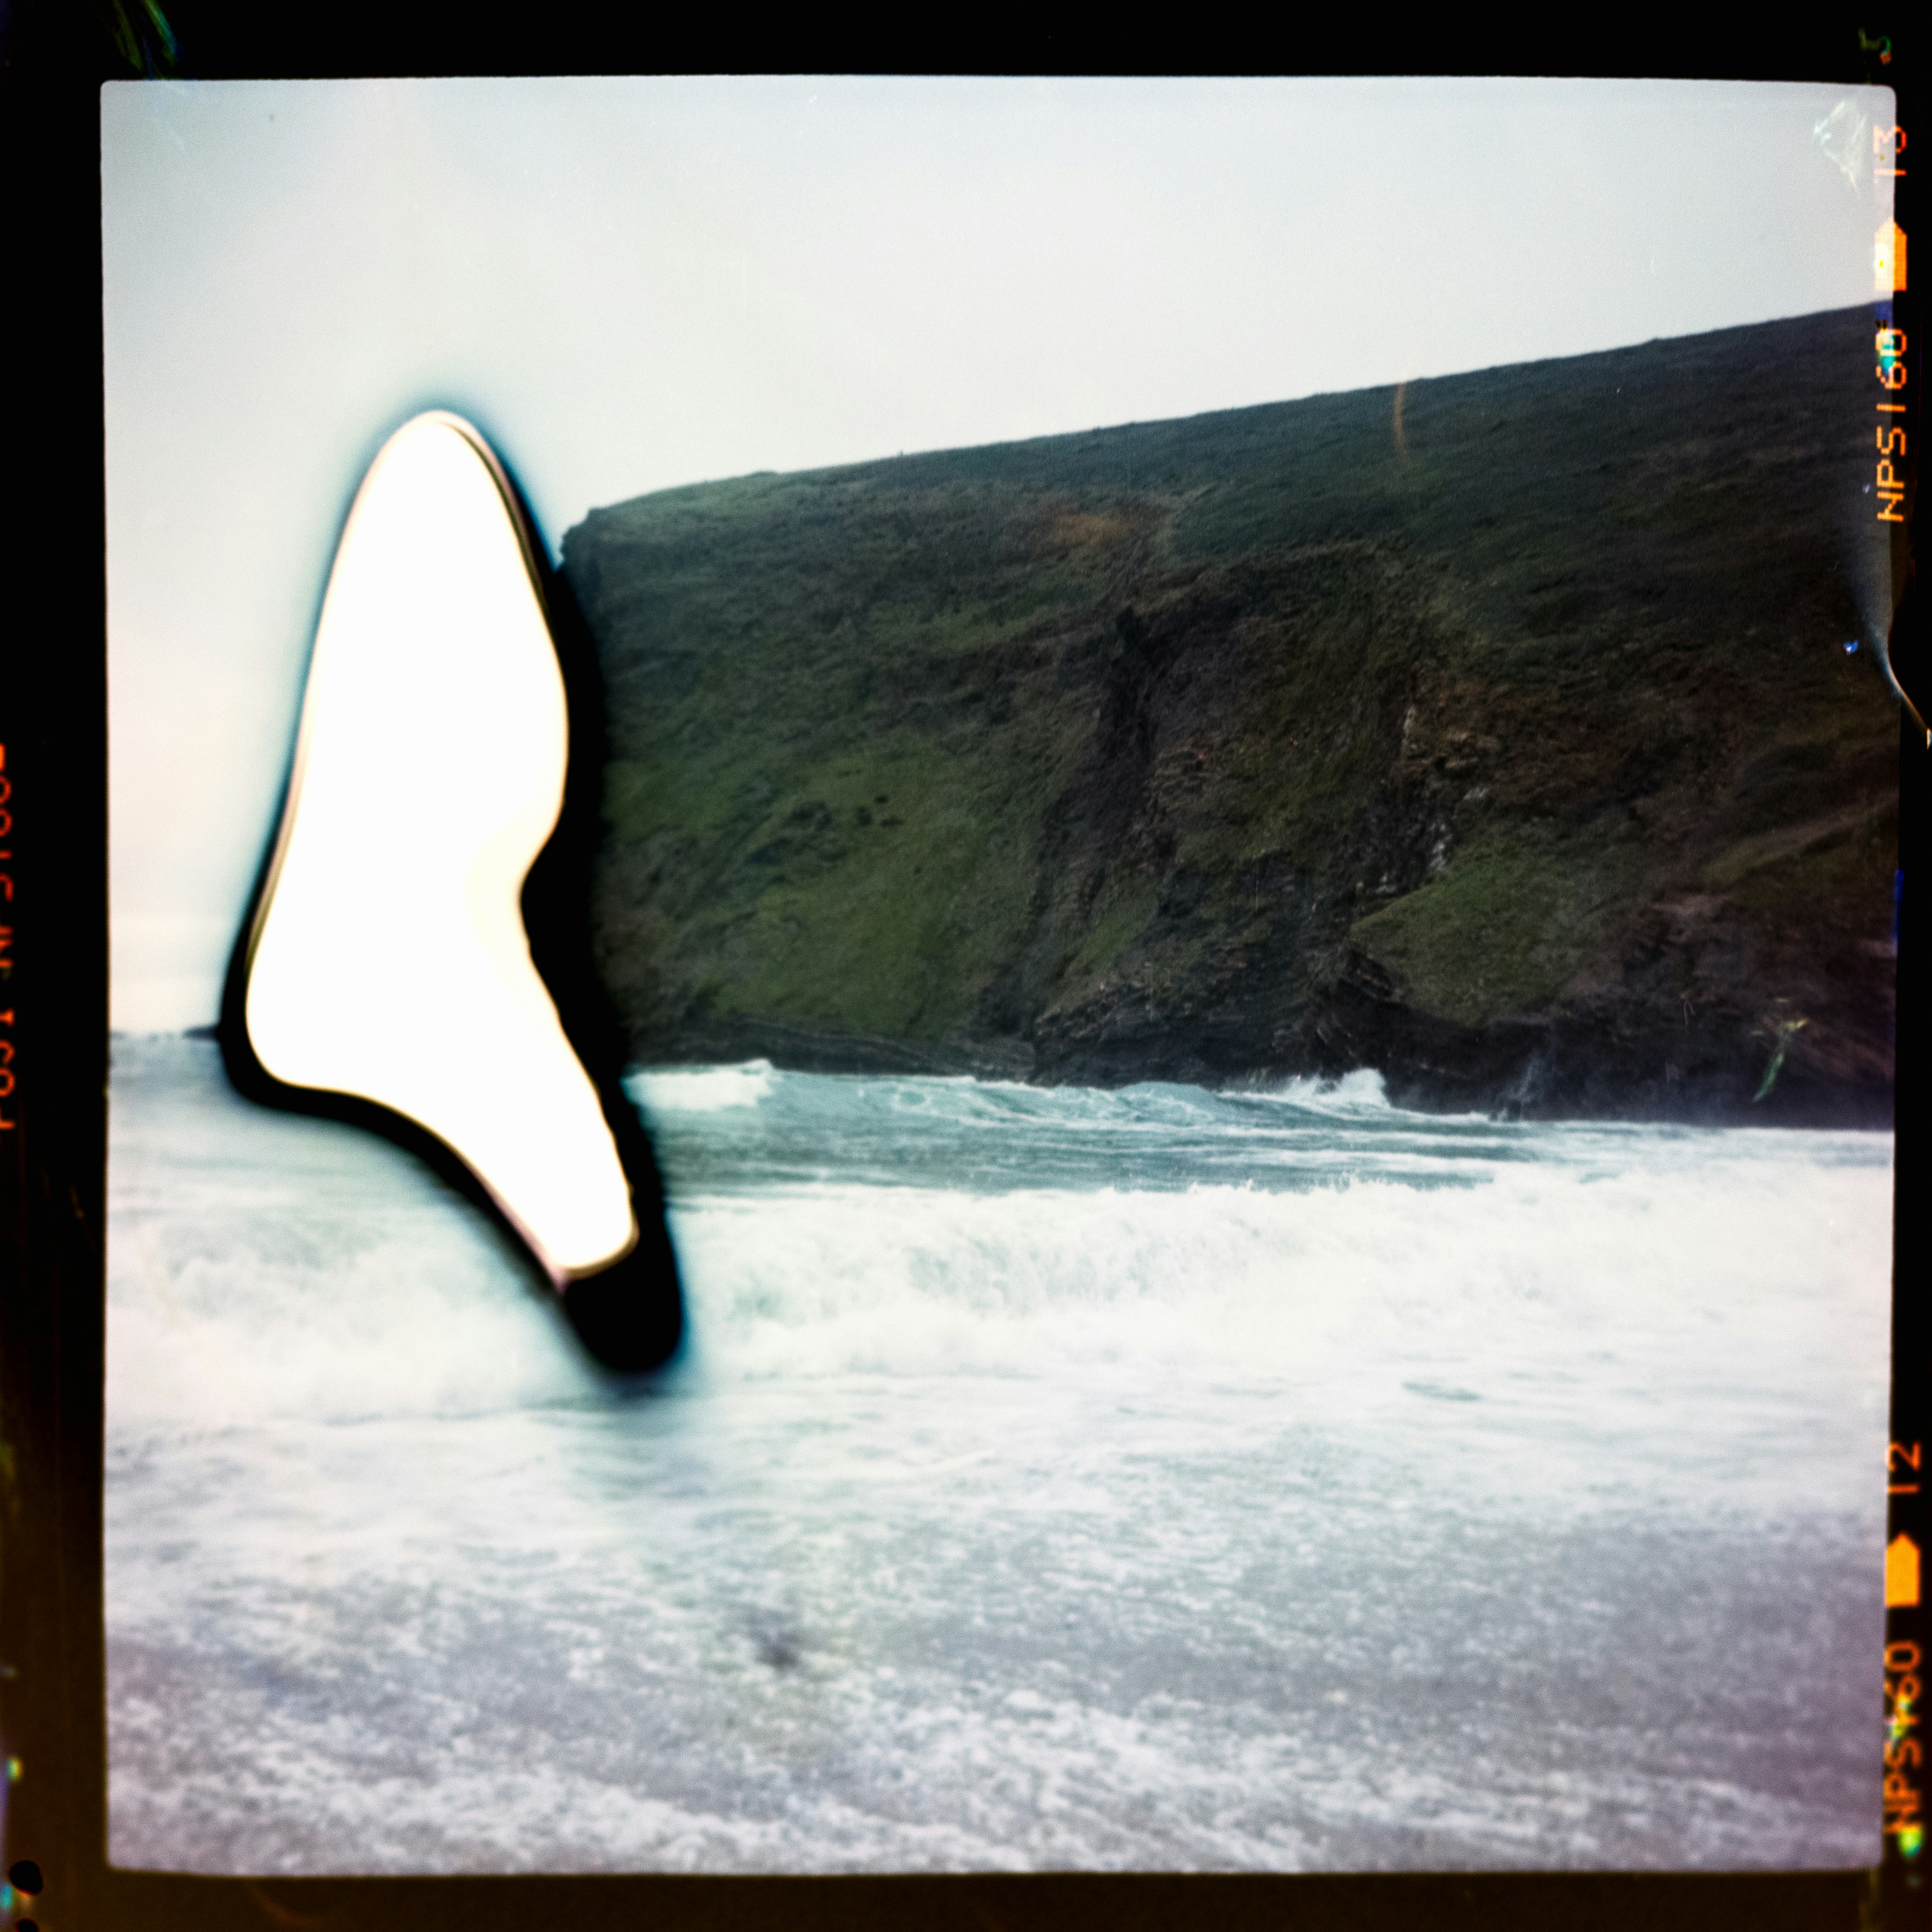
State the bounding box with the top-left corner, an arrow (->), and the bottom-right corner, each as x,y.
1349,831 -> 1620,1029
564,305 -> 1898,1103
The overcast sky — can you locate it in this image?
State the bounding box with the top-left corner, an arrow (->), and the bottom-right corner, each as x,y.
102,75 -> 1894,1030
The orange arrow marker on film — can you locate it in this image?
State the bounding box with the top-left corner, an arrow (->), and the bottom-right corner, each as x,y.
1889,1535 -> 1921,1608
1876,220 -> 1907,296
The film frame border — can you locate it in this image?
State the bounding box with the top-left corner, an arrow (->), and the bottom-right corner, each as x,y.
0,15 -> 1921,1930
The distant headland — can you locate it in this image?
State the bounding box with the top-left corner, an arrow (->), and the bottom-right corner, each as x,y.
561,307 -> 1897,1126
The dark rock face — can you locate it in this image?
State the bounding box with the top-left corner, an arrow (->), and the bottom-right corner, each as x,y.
563,306 -> 1898,1125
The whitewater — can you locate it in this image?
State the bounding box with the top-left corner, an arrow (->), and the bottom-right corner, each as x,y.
105,1035 -> 1892,1873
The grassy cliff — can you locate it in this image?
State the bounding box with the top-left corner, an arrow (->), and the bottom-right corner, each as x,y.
562,306 -> 1898,1122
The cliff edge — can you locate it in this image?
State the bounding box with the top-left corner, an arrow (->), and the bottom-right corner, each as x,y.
563,307 -> 1898,1123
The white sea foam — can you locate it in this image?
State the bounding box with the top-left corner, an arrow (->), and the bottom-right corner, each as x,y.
1244,1068 -> 1397,1112
659,1154 -> 1890,1495
630,1059 -> 776,1114
108,1213 -> 590,1433
108,1039 -> 1892,1498
103,1040 -> 1894,1873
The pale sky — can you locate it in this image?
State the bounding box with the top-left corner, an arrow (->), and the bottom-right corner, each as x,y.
102,75 -> 1895,1031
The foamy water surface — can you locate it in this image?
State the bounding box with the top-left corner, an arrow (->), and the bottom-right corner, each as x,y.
106,1037 -> 1893,1873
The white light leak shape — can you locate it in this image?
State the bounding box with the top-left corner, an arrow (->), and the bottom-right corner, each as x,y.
243,413 -> 638,1282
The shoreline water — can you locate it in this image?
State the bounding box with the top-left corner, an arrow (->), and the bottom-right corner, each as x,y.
146,1027 -> 1897,1132
106,1036 -> 1890,1872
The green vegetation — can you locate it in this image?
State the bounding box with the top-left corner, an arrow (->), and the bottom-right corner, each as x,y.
1350,832 -> 1611,1030
566,305 -> 1899,1119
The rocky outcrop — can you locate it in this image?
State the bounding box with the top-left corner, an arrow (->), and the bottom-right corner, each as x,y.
563,306 -> 1898,1125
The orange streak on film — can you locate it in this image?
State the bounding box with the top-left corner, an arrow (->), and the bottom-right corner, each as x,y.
1890,1535 -> 1923,1609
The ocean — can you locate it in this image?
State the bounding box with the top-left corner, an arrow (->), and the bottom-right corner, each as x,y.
105,1034 -> 1892,1873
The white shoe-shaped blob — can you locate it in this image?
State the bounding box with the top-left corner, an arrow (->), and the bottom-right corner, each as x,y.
241,413 -> 638,1285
